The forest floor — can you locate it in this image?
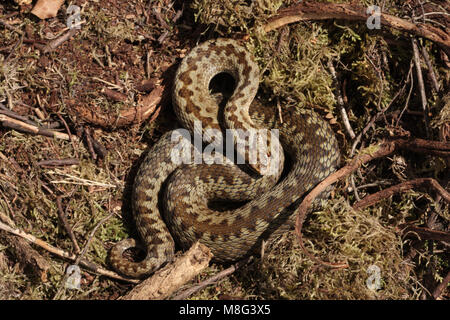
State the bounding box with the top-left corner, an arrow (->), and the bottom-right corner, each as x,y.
0,0 -> 449,300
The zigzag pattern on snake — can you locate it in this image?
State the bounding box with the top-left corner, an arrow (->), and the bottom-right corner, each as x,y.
109,38 -> 340,278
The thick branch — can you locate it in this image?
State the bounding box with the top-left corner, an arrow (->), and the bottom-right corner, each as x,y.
171,257 -> 251,300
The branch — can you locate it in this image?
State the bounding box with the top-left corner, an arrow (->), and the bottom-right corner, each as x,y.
432,271 -> 450,300
0,114 -> 77,141
56,196 -> 81,254
42,28 -> 79,53
0,232 -> 50,282
264,1 -> 450,55
328,60 -> 355,139
171,257 -> 251,300
353,178 -> 450,210
411,38 -> 430,137
36,158 -> 80,167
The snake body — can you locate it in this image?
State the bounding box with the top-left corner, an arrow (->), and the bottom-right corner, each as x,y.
110,38 -> 340,278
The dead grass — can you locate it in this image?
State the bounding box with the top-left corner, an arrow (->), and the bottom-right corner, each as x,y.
0,0 -> 449,299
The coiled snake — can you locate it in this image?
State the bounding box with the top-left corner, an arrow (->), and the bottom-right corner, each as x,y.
110,38 -> 340,278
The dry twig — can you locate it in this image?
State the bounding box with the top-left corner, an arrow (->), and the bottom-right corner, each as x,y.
399,224 -> 450,243
0,232 -> 51,282
172,257 -> 252,300
420,44 -> 440,93
432,271 -> 450,300
56,196 -> 80,254
0,114 -> 77,141
36,158 -> 79,167
328,61 -> 355,139
42,28 -> 79,53
0,18 -> 24,35
353,178 -> 450,210
411,38 -> 430,137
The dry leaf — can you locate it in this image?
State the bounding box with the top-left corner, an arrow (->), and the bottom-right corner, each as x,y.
31,0 -> 65,19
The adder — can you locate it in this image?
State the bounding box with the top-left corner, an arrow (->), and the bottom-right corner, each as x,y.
110,38 -> 340,278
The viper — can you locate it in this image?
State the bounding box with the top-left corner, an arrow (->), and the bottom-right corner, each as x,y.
110,38 -> 340,278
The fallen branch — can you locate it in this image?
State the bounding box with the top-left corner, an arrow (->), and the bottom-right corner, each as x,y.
420,44 -> 440,93
328,60 -> 355,139
0,233 -> 51,282
83,127 -> 108,160
396,137 -> 450,157
264,1 -> 450,56
0,210 -> 51,282
411,38 -> 430,137
54,211 -> 116,298
353,178 -> 450,210
295,137 -> 450,267
36,159 -> 80,167
83,127 -> 98,161
0,114 -> 77,141
0,18 -> 24,35
56,196 -> 80,254
119,242 -> 213,300
56,112 -> 79,159
351,62 -> 413,156
0,104 -> 39,127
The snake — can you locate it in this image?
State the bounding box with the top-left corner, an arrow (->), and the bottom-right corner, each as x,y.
109,38 -> 340,278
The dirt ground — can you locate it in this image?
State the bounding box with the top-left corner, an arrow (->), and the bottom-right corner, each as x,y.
0,0 -> 449,300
